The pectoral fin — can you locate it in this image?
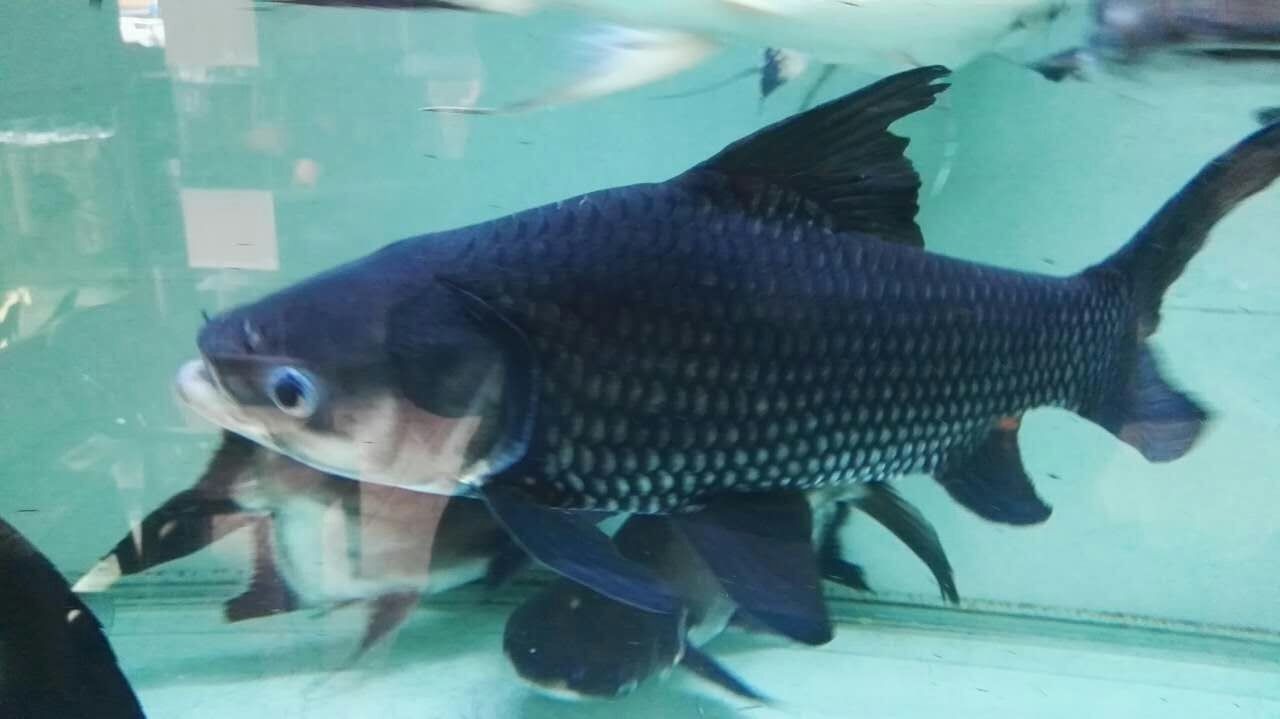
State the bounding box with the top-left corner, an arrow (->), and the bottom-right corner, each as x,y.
674,492 -> 832,645
480,483 -> 679,615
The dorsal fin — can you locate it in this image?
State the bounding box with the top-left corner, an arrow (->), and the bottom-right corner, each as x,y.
678,65 -> 950,248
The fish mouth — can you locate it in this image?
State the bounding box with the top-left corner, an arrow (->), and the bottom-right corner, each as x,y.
175,359 -> 272,446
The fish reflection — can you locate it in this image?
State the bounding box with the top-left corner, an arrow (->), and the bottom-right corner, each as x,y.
504,482 -> 957,701
0,516 -> 145,718
76,432 -> 522,659
268,0 -> 1071,110
1032,0 -> 1280,120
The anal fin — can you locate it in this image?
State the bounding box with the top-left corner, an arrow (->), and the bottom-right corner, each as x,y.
480,483 -> 679,614
934,426 -> 1052,526
674,491 -> 832,646
1091,346 -> 1209,463
851,483 -> 958,603
819,555 -> 871,594
815,502 -> 871,593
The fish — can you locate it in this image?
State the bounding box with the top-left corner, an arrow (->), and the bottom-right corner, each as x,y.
266,0 -> 1071,69
1087,0 -> 1280,62
1030,0 -> 1280,120
266,0 -> 1069,110
270,2 -> 714,116
76,432 -> 523,659
177,65 -> 1280,634
0,516 -> 146,718
503,482 -> 957,701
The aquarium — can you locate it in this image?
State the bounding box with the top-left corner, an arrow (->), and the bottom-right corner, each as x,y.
1,1 -> 1277,717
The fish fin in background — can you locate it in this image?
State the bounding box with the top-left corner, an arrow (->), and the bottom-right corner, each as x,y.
352,591 -> 422,659
1027,47 -> 1088,82
674,492 -> 832,646
39,288 -> 80,336
851,483 -> 958,603
73,432 -> 260,593
1086,120 -> 1280,460
480,483 -> 680,614
679,645 -> 770,703
422,25 -> 719,115
0,518 -> 146,719
815,502 -> 871,593
1256,107 -> 1280,125
680,64 -> 950,247
819,554 -> 870,593
933,424 -> 1053,526
224,520 -> 301,622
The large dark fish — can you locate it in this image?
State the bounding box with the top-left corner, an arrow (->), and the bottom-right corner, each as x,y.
177,66 -> 1280,634
1031,0 -> 1280,106
75,432 -> 522,659
0,516 -> 146,718
1089,0 -> 1280,60
504,481 -> 957,701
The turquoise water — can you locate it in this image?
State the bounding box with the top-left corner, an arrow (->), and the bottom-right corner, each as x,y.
2,1 -> 1279,717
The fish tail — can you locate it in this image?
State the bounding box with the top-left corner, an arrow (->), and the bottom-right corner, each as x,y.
1099,120 -> 1280,336
1084,121 -> 1280,463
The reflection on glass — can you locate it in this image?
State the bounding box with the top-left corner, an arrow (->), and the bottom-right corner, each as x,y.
118,0 -> 165,49
180,188 -> 279,270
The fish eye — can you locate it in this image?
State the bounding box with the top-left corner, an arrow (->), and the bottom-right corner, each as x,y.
266,366 -> 320,419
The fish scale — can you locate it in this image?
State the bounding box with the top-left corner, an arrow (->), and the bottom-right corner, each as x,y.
452,181 -> 1133,512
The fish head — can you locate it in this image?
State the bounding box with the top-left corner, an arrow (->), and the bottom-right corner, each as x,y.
177,272 -> 521,497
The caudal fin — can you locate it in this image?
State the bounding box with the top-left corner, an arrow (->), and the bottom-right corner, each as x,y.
1100,121 -> 1280,336
1087,122 -> 1280,463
